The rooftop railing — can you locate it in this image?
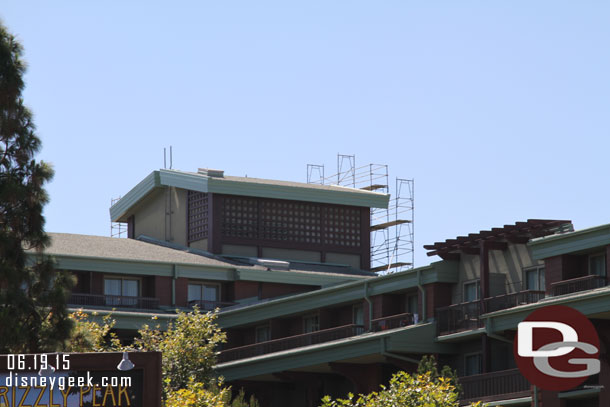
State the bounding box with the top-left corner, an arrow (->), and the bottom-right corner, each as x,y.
371,312 -> 414,332
218,324 -> 365,363
551,274 -> 607,296
459,368 -> 530,404
436,290 -> 545,336
68,293 -> 160,310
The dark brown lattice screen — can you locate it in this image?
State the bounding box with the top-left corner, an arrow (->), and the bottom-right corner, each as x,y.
221,196 -> 361,248
187,191 -> 209,242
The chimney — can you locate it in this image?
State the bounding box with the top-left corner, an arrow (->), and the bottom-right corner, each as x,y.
198,168 -> 224,178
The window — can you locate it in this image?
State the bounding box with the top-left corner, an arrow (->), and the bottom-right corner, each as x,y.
589,253 -> 606,277
463,280 -> 480,302
464,353 -> 482,376
104,277 -> 139,306
303,314 -> 319,333
524,266 -> 545,291
406,294 -> 418,314
353,304 -> 364,326
255,325 -> 270,343
188,283 -> 220,310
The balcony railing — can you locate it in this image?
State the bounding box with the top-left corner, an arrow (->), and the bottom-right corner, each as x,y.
551,274 -> 607,296
68,293 -> 160,310
371,313 -> 414,332
218,324 -> 365,363
460,368 -> 530,404
436,290 -> 545,336
485,290 -> 545,313
188,299 -> 237,311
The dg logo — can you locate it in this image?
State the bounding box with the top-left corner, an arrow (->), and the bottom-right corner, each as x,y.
514,305 -> 600,391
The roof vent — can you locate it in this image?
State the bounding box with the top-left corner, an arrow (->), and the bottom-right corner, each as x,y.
247,258 -> 290,270
198,168 -> 224,178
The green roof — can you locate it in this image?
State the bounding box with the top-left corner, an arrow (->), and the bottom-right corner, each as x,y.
110,169 -> 390,222
528,223 -> 610,260
218,260 -> 458,328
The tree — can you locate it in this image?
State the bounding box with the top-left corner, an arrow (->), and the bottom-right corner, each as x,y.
0,20 -> 74,353
68,308 -> 259,407
319,371 -> 460,407
417,355 -> 461,394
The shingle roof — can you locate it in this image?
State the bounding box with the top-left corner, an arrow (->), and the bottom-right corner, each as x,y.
35,233 -> 244,268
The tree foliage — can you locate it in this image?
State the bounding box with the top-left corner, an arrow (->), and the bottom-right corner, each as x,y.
319,371 -> 459,407
0,20 -> 74,353
69,308 -> 258,407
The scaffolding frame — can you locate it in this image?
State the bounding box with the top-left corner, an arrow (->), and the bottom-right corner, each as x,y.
110,197 -> 127,238
306,154 -> 415,274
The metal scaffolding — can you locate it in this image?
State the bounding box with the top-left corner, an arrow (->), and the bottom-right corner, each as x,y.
306,154 -> 414,274
110,197 -> 127,238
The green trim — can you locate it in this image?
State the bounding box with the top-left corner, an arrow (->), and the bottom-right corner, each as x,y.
110,171 -> 159,221
235,268 -> 367,286
216,323 -> 456,381
218,261 -> 458,328
206,175 -> 389,209
111,169 -> 390,222
39,253 -> 361,286
486,287 -> 610,332
435,327 -> 486,342
557,388 -> 600,399
483,397 -> 532,406
529,223 -> 610,260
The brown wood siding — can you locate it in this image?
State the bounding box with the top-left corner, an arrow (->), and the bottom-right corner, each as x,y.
154,276 -> 172,306
174,277 -> 188,307
233,281 -> 260,300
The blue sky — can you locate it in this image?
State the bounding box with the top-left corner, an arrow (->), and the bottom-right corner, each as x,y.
2,2 -> 609,268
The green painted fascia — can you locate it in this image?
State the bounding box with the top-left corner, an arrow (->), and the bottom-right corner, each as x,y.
486,287 -> 610,332
484,397 -> 532,406
176,264 -> 235,280
110,171 -> 160,222
528,223 -> 610,260
158,169 -> 207,192
111,170 -> 389,221
218,261 -> 457,328
435,327 -> 486,343
206,176 -> 389,209
55,256 -> 174,276
235,268 -> 365,286
70,307 -> 177,330
216,323 -> 455,381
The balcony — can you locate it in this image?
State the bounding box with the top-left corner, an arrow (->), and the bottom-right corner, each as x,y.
188,299 -> 237,311
68,293 -> 160,310
460,368 -> 530,405
436,290 -> 545,336
371,312 -> 414,332
218,324 -> 365,363
551,274 -> 607,296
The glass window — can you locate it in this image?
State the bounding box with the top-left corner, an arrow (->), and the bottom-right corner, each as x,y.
303,314 -> 319,333
463,281 -> 480,302
255,325 -> 270,343
104,279 -> 122,296
465,353 -> 482,376
525,266 -> 545,291
188,283 -> 219,307
188,284 -> 202,302
353,304 -> 364,326
104,278 -> 138,306
589,254 -> 606,276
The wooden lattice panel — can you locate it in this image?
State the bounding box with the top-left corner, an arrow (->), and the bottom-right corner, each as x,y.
222,196 -> 259,239
324,206 -> 361,247
220,196 -> 361,249
187,191 -> 208,242
260,200 -> 321,244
